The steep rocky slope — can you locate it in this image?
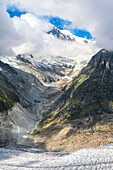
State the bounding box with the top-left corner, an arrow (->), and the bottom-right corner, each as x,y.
0,54 -> 77,146
0,60 -> 48,146
49,49 -> 113,120
27,49 -> 113,152
0,69 -> 19,112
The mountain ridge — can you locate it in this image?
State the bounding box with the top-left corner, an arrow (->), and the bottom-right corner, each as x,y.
44,49 -> 113,120
47,26 -> 90,44
0,49 -> 111,151
26,49 -> 113,152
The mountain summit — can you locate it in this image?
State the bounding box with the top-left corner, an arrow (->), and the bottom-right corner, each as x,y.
47,26 -> 75,41
47,26 -> 90,44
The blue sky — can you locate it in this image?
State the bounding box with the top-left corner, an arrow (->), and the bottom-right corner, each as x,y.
7,6 -> 27,18
7,6 -> 92,39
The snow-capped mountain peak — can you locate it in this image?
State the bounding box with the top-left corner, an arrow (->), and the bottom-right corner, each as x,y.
47,26 -> 75,41
47,26 -> 93,44
61,30 -> 89,44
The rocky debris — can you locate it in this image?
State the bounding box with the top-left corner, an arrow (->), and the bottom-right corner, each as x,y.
24,113 -> 113,152
85,127 -> 94,134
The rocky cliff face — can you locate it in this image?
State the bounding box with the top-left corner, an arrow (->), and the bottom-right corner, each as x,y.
0,60 -> 47,146
46,49 -> 113,120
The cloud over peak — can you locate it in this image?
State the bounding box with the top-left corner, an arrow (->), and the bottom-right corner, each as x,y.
1,0 -> 113,57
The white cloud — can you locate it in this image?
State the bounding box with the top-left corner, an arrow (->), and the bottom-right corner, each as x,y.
11,13 -> 98,58
12,13 -> 53,54
4,0 -> 113,50
1,0 -> 113,57
0,3 -> 53,56
0,5 -> 22,55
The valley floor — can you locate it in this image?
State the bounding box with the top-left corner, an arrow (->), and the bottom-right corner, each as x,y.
0,144 -> 113,169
